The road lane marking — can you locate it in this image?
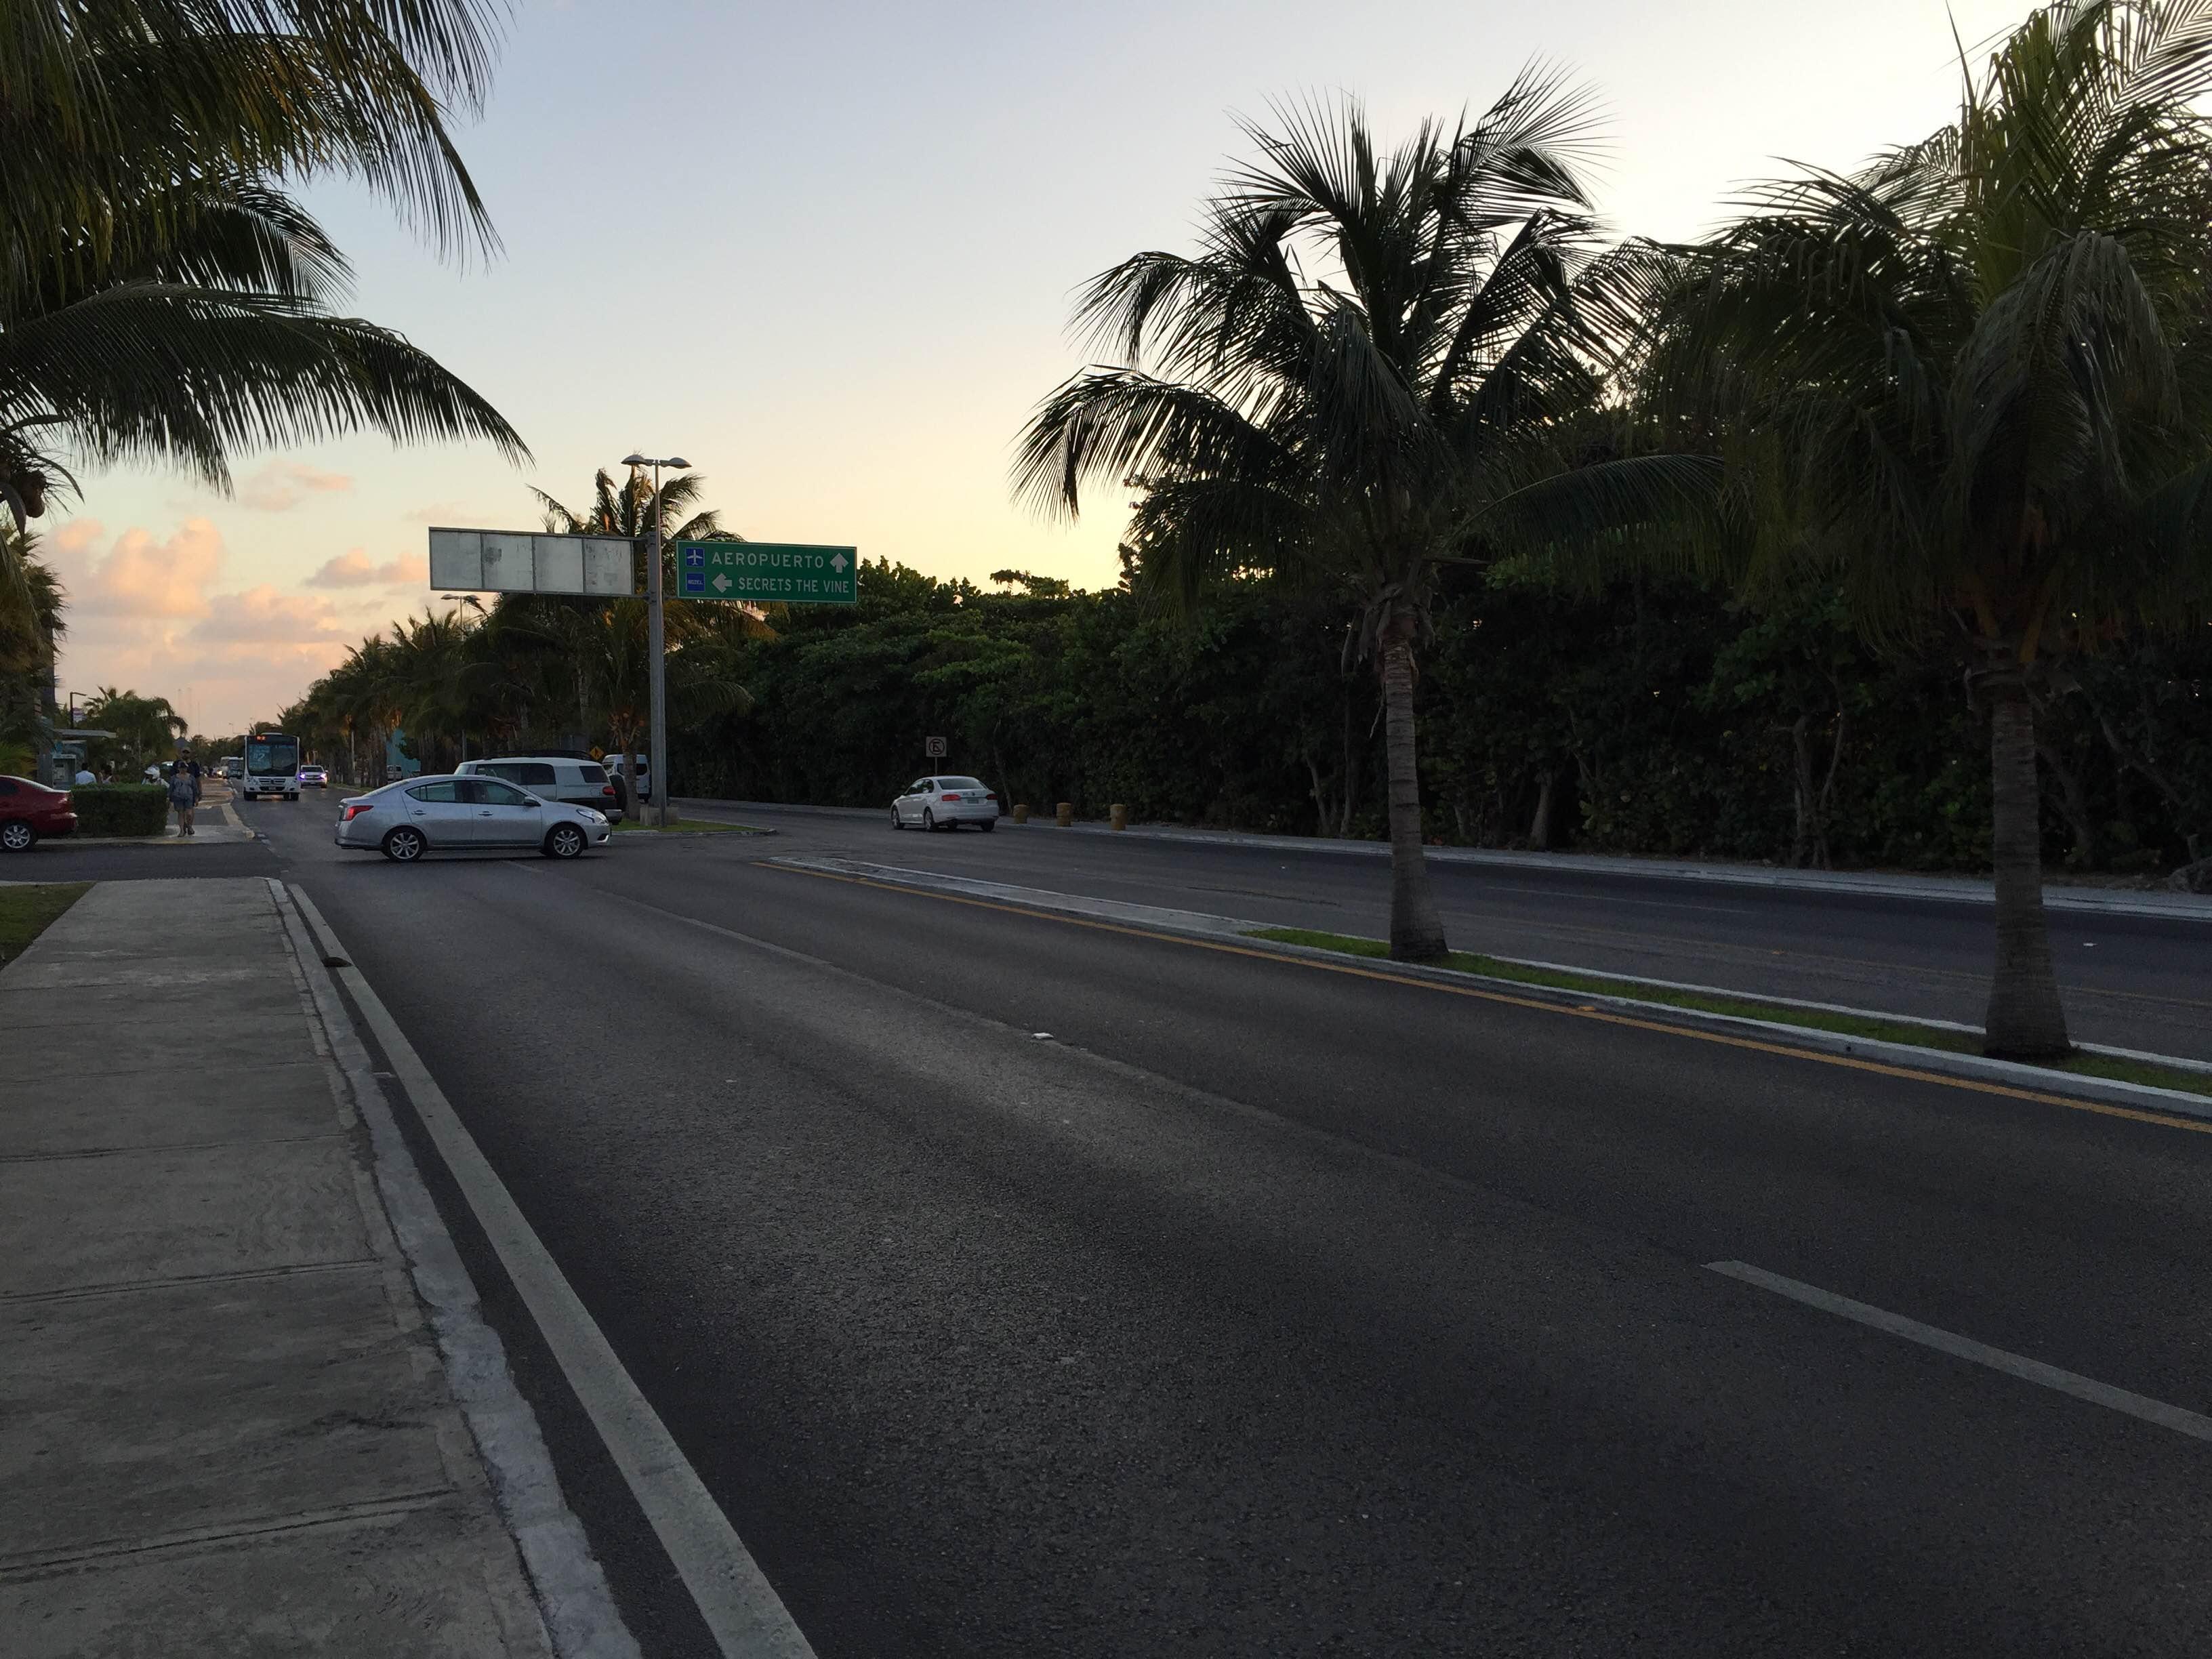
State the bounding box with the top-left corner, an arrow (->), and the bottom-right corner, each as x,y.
762,863 -> 2212,1140
1706,1261 -> 2212,1445
286,885 -> 818,1659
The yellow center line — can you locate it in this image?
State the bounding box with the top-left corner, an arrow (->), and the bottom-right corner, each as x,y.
760,861 -> 2212,1140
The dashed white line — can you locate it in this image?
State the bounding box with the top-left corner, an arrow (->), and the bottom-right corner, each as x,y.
1707,1260 -> 2212,1444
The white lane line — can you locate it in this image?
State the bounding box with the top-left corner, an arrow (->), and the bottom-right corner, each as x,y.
287,886 -> 817,1659
1707,1260 -> 2212,1445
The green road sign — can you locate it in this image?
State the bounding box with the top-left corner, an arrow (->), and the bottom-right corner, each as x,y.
674,540 -> 857,605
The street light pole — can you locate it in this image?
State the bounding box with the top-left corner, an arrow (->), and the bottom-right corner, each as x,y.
623,451 -> 688,831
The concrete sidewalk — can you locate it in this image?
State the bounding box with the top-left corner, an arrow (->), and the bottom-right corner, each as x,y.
0,879 -> 569,1655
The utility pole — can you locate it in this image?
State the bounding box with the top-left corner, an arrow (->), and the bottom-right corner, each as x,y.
622,452 -> 687,830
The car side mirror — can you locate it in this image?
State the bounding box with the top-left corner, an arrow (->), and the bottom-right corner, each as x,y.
523,796 -> 543,807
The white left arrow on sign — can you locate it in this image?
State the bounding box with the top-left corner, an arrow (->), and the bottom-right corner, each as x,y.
712,573 -> 731,593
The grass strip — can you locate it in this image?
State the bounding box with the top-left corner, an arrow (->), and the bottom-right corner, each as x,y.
1245,926 -> 2212,1102
0,882 -> 90,970
611,818 -> 766,834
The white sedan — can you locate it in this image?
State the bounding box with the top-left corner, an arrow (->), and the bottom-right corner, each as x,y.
334,774 -> 611,861
890,775 -> 999,831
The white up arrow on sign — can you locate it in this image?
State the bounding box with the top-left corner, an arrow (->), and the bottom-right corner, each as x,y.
831,552 -> 848,573
712,573 -> 732,593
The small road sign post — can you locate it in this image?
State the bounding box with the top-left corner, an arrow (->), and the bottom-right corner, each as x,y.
674,541 -> 857,605
925,736 -> 947,758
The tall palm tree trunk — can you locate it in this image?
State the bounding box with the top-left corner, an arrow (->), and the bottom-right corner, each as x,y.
1379,632 -> 1448,962
1983,677 -> 2070,1059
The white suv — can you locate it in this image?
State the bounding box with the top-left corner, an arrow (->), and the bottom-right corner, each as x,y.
455,757 -> 624,823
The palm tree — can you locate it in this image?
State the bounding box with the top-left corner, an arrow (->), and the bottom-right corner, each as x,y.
0,528 -> 64,775
85,687 -> 189,772
1631,0 -> 2212,1058
1015,80 -> 1711,960
1,0 -> 525,527
532,465 -> 760,806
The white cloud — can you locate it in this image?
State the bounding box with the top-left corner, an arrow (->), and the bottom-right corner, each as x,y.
238,460 -> 354,512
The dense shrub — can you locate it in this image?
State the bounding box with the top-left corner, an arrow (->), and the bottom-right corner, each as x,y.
69,783 -> 169,836
661,562 -> 2212,875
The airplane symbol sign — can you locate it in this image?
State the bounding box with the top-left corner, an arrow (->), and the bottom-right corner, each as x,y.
670,539 -> 858,607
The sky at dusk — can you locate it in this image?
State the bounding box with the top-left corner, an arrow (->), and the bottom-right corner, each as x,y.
46,0 -> 2028,734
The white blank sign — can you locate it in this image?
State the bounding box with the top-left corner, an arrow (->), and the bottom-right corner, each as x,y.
583,538 -> 633,594
533,535 -> 584,594
425,529 -> 638,596
428,528 -> 483,590
481,531 -> 533,590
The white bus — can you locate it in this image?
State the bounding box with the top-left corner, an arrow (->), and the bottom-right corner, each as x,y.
241,732 -> 300,801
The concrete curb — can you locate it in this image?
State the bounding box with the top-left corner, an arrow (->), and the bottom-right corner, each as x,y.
766,855 -> 2212,1128
270,879 -> 642,1659
693,796 -> 2212,924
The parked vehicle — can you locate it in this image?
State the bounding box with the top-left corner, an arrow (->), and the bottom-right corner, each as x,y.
890,775 -> 999,831
455,756 -> 623,823
299,764 -> 329,787
0,775 -> 78,851
604,756 -> 651,808
334,774 -> 610,861
220,756 -> 242,780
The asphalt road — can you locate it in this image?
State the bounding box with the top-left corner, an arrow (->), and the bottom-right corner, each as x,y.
222,790 -> 2212,1656
678,799 -> 2212,1062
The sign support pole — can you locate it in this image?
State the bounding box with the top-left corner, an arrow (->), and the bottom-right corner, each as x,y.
647,462 -> 671,830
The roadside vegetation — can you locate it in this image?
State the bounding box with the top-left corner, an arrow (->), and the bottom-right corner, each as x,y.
0,883 -> 89,970
272,1 -> 2212,1067
0,0 -> 525,774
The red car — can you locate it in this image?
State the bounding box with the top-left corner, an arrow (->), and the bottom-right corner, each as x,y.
0,775 -> 79,851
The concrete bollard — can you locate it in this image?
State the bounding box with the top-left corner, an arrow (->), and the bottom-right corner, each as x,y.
1012,803 -> 1030,825
1056,802 -> 1074,827
1109,803 -> 1128,832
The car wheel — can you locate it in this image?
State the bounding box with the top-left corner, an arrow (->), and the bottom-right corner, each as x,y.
544,823 -> 587,860
979,819 -> 996,833
890,806 -> 903,830
0,820 -> 35,853
382,826 -> 426,863
922,808 -> 936,832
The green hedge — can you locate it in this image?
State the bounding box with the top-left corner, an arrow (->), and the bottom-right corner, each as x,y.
69,783 -> 171,836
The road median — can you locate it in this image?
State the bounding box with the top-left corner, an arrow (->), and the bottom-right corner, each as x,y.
764,855 -> 2212,1130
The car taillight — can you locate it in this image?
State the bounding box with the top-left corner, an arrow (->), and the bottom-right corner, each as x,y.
601,785 -> 615,796
342,804 -> 373,821
985,793 -> 998,801
941,793 -> 961,802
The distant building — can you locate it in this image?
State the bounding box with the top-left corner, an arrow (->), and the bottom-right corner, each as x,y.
384,729 -> 424,780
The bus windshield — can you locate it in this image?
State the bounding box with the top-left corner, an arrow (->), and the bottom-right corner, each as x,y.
246,736 -> 299,777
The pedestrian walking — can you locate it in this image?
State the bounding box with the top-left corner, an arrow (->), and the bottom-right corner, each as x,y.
167,764 -> 199,836
72,762 -> 96,786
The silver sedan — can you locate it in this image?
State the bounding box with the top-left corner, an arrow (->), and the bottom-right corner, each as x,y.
335,774 -> 611,861
890,775 -> 1000,831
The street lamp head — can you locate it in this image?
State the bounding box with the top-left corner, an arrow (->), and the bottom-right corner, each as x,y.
665,456 -> 690,469
621,453 -> 648,467
621,453 -> 689,469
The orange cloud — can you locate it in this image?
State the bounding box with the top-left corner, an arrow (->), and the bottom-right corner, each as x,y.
52,518 -> 225,619
190,586 -> 347,647
238,460 -> 354,512
306,548 -> 431,588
